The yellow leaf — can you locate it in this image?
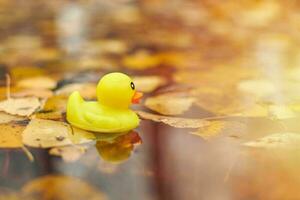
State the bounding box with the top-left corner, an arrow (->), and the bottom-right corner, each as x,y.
0,97 -> 40,116
243,132 -> 300,149
122,50 -> 161,70
0,112 -> 24,124
55,83 -> 97,99
191,121 -> 226,140
137,111 -> 210,128
22,119 -> 95,148
0,122 -> 25,148
132,76 -> 166,93
17,76 -> 56,89
144,94 -> 195,115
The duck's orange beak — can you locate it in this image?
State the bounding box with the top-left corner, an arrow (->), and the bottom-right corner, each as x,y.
132,91 -> 143,104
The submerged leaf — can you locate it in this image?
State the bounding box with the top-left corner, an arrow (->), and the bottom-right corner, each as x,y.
21,175 -> 107,200
49,146 -> 88,162
137,111 -> 210,128
22,119 -> 95,148
0,97 -> 40,116
145,94 -> 195,115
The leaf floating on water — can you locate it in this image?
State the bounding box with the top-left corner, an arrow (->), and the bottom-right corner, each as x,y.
0,97 -> 40,116
12,88 -> 53,98
191,121 -> 226,140
0,123 -> 25,148
22,119 -> 95,148
21,175 -> 107,200
132,76 -> 167,93
144,94 -> 195,115
137,110 -> 210,128
243,132 -> 300,149
269,104 -> 296,119
122,50 -> 161,70
0,112 -> 24,124
191,120 -> 247,140
49,146 -> 88,162
17,76 -> 57,89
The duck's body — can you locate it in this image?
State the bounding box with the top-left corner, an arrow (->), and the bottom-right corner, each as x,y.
66,73 -> 142,133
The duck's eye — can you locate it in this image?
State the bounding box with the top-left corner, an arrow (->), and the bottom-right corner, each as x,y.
130,82 -> 135,90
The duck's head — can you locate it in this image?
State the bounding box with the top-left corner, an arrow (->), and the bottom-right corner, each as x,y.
96,72 -> 143,109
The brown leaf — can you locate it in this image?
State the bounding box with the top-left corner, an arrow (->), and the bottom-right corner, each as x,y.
144,93 -> 195,115
21,175 -> 107,200
132,76 -> 166,93
137,110 -> 210,128
0,97 -> 40,116
12,89 -> 53,98
22,119 -> 95,148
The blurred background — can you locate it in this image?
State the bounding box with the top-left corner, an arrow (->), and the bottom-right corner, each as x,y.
0,0 -> 300,200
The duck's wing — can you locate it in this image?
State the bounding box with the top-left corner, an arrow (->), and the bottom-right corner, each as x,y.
83,111 -> 122,132
66,91 -> 84,122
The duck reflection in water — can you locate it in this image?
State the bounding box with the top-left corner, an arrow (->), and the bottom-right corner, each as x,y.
95,130 -> 142,163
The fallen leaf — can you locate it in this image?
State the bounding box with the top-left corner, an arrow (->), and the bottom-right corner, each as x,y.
55,83 -> 97,99
243,132 -> 300,149
269,104 -> 296,119
42,95 -> 68,112
0,97 -> 40,116
132,76 -> 166,93
137,110 -> 210,128
22,119 -> 95,148
122,50 -> 161,70
0,122 -> 25,148
49,146 -> 87,162
12,89 -> 53,98
144,94 -> 195,115
17,76 -> 56,89
0,112 -> 24,124
190,120 -> 246,140
21,175 -> 107,200
191,121 -> 226,140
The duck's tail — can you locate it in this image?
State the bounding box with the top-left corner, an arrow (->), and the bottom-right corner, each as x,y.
66,91 -> 84,123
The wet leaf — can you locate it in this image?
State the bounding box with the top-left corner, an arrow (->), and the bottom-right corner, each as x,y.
0,112 -> 24,124
21,175 -> 107,200
22,119 -> 95,148
144,94 -> 195,115
12,89 -> 53,98
0,97 -> 40,116
122,50 -> 161,70
0,122 -> 25,148
55,83 -> 97,99
191,120 -> 246,140
137,110 -> 210,128
17,76 -> 57,89
243,132 -> 300,149
132,76 -> 166,93
49,146 -> 88,162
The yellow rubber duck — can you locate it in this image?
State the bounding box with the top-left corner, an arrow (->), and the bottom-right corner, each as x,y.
66,72 -> 143,133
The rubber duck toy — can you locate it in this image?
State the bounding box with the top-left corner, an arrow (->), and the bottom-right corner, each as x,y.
66,72 -> 143,133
